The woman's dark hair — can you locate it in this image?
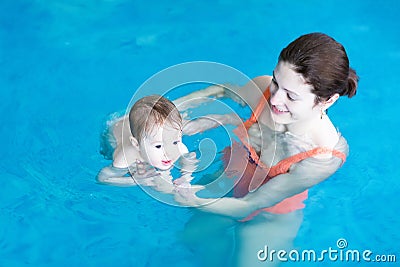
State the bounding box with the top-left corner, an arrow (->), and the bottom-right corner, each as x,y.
279,33 -> 359,101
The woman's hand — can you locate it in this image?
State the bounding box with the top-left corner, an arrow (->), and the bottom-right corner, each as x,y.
173,182 -> 205,207
151,176 -> 175,193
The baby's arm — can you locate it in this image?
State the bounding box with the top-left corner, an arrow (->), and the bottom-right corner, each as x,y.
97,162 -> 161,187
96,165 -> 137,186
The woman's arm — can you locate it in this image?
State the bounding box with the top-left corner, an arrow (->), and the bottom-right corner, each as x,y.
173,85 -> 226,111
228,76 -> 271,111
179,154 -> 345,219
182,113 -> 243,136
173,76 -> 271,112
179,77 -> 272,136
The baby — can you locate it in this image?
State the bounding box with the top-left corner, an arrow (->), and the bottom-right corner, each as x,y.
97,95 -> 195,189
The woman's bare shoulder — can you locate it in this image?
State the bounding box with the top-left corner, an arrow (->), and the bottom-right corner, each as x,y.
309,117 -> 341,159
252,75 -> 272,88
237,75 -> 272,110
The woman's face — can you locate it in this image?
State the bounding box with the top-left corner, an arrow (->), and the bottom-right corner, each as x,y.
268,61 -> 321,125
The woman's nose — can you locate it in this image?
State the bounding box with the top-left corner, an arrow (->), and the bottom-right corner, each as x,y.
270,88 -> 285,105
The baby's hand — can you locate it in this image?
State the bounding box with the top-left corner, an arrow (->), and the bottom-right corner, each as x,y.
135,160 -> 158,177
132,160 -> 159,186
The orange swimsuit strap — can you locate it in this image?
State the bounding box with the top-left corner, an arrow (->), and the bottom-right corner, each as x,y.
267,147 -> 347,178
243,86 -> 271,130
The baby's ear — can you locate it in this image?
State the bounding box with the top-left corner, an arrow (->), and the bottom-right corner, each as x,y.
129,136 -> 139,148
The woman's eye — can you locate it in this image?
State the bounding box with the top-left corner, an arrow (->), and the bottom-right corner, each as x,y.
173,141 -> 179,145
287,93 -> 296,101
155,145 -> 162,149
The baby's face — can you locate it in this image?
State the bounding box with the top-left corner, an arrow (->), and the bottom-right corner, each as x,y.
138,123 -> 188,171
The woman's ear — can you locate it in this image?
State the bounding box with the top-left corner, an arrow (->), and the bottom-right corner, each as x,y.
324,93 -> 339,109
130,136 -> 139,148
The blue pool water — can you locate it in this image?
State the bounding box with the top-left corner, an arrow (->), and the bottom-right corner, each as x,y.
1,0 -> 400,266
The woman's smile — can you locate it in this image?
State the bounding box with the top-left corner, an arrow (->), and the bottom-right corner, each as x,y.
271,104 -> 289,114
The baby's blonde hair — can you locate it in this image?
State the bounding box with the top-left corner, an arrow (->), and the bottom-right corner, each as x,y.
129,95 -> 182,141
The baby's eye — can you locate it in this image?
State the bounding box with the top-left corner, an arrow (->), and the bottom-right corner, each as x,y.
155,145 -> 162,149
173,141 -> 180,145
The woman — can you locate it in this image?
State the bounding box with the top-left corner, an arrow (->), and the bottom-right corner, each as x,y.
174,33 -> 359,266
